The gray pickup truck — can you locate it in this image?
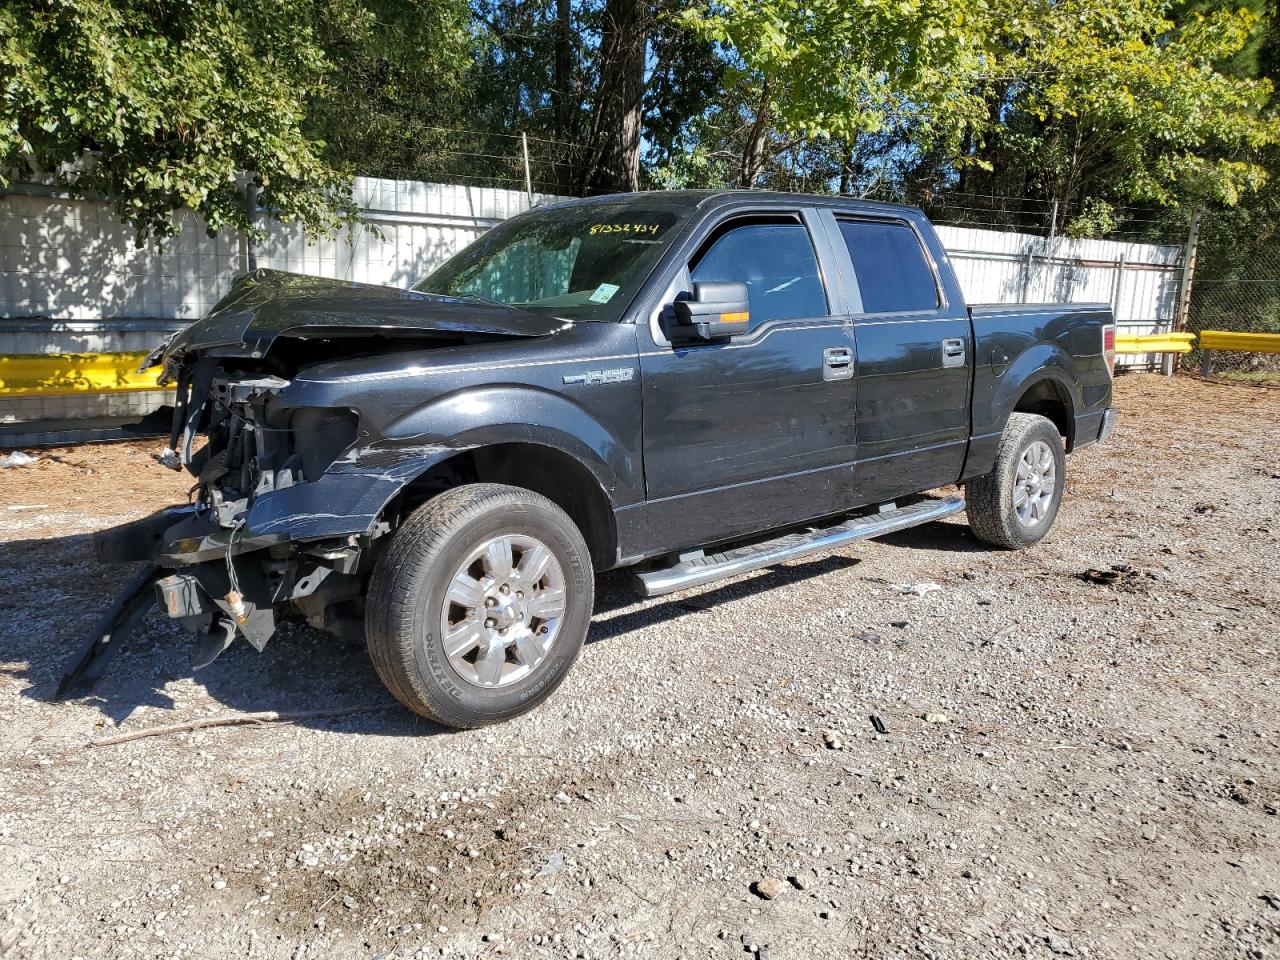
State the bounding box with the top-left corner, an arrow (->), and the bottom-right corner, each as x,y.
68,190 -> 1117,728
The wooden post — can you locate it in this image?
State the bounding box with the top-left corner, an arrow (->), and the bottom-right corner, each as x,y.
1169,207 -> 1201,376
522,133 -> 534,206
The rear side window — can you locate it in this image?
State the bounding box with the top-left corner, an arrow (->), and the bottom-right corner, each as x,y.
690,221 -> 828,329
837,219 -> 940,314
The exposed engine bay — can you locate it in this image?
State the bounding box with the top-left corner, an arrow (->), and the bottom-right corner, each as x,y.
94,361 -> 382,675
58,269 -> 562,695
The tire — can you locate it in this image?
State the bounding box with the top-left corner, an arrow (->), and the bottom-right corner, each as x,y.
965,413 -> 1066,550
365,483 -> 594,729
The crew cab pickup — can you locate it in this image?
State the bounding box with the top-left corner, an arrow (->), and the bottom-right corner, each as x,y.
68,190 -> 1117,727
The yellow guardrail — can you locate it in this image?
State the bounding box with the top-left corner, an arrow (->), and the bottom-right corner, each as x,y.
0,351 -> 166,397
1198,330 -> 1280,354
1115,332 -> 1196,354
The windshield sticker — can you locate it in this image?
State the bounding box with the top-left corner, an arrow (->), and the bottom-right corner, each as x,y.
588,283 -> 621,304
588,223 -> 663,237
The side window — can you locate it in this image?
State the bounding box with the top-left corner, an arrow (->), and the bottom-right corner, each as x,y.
689,220 -> 828,329
837,219 -> 940,314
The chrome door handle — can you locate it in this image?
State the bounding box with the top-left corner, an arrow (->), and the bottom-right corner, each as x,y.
941,338 -> 966,368
823,347 -> 853,381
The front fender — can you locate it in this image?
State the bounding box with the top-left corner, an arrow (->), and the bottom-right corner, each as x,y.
244,441 -> 465,539
245,384 -> 633,542
381,384 -> 634,499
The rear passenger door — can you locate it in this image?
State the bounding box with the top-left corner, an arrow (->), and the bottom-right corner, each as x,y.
637,209 -> 858,553
826,213 -> 973,504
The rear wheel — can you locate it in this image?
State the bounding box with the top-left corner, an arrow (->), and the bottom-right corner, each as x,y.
966,413 -> 1066,549
365,483 -> 594,728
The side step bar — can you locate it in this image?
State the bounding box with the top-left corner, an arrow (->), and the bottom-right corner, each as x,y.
634,496 -> 965,597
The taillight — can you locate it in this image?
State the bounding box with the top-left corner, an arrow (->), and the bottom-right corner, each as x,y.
1103,324 -> 1116,377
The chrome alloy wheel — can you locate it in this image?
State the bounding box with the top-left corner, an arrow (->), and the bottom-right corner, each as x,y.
1013,440 -> 1057,527
439,534 -> 567,688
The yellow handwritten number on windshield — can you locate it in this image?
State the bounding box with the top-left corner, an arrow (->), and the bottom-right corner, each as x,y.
588,223 -> 662,237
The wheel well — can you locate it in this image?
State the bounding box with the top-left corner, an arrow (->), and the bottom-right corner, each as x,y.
394,443 -> 617,570
1012,379 -> 1075,449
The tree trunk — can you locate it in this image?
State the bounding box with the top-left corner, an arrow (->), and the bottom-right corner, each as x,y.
838,139 -> 854,194
583,0 -> 650,193
738,79 -> 772,188
552,0 -> 573,142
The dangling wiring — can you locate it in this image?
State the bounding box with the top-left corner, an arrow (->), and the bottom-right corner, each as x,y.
223,519 -> 249,624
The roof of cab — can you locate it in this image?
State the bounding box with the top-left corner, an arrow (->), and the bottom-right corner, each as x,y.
536,189 -> 923,219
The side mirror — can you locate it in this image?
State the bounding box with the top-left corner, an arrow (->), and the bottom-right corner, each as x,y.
672,281 -> 750,342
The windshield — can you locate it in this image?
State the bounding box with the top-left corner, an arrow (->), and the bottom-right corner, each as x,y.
414,202 -> 688,322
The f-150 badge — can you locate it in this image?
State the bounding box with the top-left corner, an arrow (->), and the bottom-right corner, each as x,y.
563,367 -> 635,385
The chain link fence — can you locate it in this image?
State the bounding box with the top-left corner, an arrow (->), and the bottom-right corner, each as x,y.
1184,211 -> 1280,381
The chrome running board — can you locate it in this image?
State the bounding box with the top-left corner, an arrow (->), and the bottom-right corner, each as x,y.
634,497 -> 965,597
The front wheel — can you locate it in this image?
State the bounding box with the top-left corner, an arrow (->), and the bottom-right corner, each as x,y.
965,413 -> 1066,549
365,483 -> 594,728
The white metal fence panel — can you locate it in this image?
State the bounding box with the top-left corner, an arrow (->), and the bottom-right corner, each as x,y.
936,225 -> 1183,368
253,179 -> 566,289
1,179 -> 1185,444
0,188 -> 241,322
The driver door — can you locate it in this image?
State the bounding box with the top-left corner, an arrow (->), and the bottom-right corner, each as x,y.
638,209 -> 858,554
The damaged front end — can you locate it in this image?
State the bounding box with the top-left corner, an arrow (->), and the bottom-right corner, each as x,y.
59,269 -> 558,696
161,364 -> 375,657
61,367 -> 381,695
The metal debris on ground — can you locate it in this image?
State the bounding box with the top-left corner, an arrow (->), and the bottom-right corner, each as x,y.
870,714 -> 889,734
1078,564 -> 1155,591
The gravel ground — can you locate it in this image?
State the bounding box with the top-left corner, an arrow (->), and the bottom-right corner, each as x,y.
1,372 -> 1278,960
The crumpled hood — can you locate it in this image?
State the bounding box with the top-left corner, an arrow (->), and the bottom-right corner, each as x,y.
160,269 -> 568,368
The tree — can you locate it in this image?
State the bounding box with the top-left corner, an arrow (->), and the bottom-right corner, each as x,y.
641,11 -> 725,180
0,0 -> 359,239
305,0 -> 477,185
989,0 -> 1277,209
1178,1 -> 1280,339
582,0 -> 652,192
679,0 -> 1278,208
677,0 -> 992,187
467,0 -> 592,193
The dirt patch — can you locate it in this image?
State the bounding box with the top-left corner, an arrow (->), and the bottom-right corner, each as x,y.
0,440 -> 189,541
221,762 -> 628,949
